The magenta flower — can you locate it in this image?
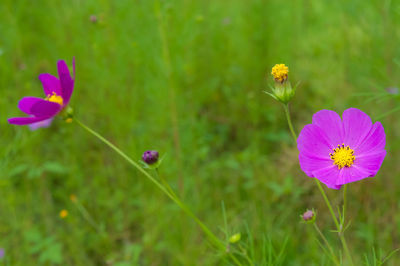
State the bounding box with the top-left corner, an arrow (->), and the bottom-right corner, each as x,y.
8,58 -> 75,130
297,108 -> 386,189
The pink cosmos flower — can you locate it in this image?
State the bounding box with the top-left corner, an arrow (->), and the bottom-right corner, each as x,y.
8,58 -> 75,130
297,108 -> 386,189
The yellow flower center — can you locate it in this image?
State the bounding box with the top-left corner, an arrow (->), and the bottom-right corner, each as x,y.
45,92 -> 63,106
271,64 -> 289,82
329,144 -> 355,169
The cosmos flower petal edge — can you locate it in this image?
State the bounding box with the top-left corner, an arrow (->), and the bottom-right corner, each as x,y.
342,108 -> 373,149
8,116 -> 52,126
57,58 -> 75,104
312,110 -> 344,146
39,73 -> 62,96
297,108 -> 386,189
17,97 -> 46,115
29,118 -> 54,130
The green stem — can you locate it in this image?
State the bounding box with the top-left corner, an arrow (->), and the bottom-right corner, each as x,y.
343,184 -> 347,221
238,244 -> 255,266
313,223 -> 339,265
340,234 -> 354,266
155,168 -> 177,199
75,119 -> 242,266
283,104 -> 297,141
314,171 -> 356,265
75,201 -> 102,232
314,179 -> 339,229
155,0 -> 184,195
340,184 -> 354,265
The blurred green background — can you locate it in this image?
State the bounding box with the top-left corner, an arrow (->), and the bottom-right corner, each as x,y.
1,0 -> 400,265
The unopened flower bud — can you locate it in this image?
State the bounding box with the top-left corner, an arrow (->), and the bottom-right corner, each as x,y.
62,106 -> 74,123
229,233 -> 241,244
271,64 -> 289,83
142,150 -> 159,165
70,194 -> 77,203
266,64 -> 295,104
59,209 -> 68,219
301,209 -> 316,224
90,15 -> 98,23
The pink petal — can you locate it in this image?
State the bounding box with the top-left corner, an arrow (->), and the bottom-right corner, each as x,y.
39,73 -> 61,96
57,59 -> 74,105
299,153 -> 332,177
29,118 -> 54,130
18,97 -> 45,115
355,122 -> 385,155
336,165 -> 372,186
297,124 -> 333,159
354,150 -> 386,175
312,165 -> 341,189
8,116 -> 49,125
312,109 -> 344,147
342,108 -> 372,148
30,100 -> 61,117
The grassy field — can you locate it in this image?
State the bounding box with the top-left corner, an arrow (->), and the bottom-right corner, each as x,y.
1,0 -> 400,265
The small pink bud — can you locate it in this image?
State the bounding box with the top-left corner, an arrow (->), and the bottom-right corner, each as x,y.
302,210 -> 315,223
90,15 -> 98,23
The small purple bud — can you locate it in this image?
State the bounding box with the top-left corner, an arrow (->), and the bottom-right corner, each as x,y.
90,15 -> 98,23
386,87 -> 399,95
302,210 -> 314,221
142,150 -> 159,165
0,248 -> 5,259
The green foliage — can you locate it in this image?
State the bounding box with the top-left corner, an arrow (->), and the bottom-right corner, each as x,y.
1,0 -> 400,264
24,228 -> 63,264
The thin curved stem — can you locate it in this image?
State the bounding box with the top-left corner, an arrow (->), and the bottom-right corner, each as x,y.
343,184 -> 347,221
75,119 -> 243,266
283,104 -> 297,141
155,168 -> 177,198
340,234 -> 354,266
340,184 -> 354,265
314,179 -> 340,229
313,223 -> 339,265
74,200 -> 102,232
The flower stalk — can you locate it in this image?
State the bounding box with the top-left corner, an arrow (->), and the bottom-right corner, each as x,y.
312,223 -> 339,265
283,104 -> 297,142
74,118 -> 243,266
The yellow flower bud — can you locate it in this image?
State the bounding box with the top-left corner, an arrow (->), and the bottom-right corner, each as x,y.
265,64 -> 295,104
59,209 -> 68,219
271,64 -> 289,83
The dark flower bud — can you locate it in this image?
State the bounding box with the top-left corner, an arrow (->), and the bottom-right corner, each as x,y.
142,150 -> 159,165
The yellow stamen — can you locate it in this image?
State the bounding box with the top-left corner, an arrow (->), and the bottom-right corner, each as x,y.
329,144 -> 355,169
271,64 -> 289,82
45,92 -> 63,106
65,118 -> 73,123
59,209 -> 68,219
